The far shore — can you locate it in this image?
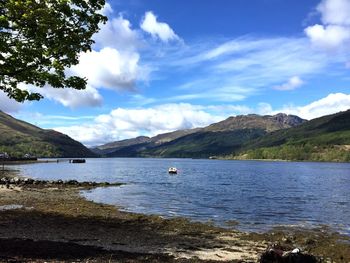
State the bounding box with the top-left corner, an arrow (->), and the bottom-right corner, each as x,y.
0,171 -> 349,262
0,158 -> 84,165
2,156 -> 350,168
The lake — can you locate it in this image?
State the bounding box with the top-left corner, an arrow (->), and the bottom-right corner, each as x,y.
12,158 -> 350,234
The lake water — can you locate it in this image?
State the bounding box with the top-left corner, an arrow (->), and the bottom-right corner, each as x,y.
12,158 -> 350,234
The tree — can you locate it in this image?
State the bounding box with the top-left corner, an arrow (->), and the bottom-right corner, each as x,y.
0,0 -> 107,102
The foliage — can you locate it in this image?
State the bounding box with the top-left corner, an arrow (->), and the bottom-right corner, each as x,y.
106,129 -> 267,158
231,110 -> 350,162
0,0 -> 106,102
235,145 -> 350,162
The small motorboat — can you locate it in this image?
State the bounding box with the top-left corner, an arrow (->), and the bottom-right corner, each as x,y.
69,159 -> 86,163
168,167 -> 177,174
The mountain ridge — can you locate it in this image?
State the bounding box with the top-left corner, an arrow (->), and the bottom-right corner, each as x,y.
232,109 -> 350,162
0,111 -> 96,158
2,109 -> 348,162
204,113 -> 305,132
92,113 -> 306,158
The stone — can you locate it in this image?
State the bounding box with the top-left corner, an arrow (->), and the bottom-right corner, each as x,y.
260,247 -> 318,263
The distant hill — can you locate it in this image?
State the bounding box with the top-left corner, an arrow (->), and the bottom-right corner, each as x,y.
204,113 -> 305,132
141,129 -> 267,158
0,111 -> 96,158
92,136 -> 152,155
232,109 -> 350,162
92,113 -> 305,158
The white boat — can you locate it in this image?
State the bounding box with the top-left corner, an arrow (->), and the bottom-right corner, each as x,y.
168,167 -> 177,174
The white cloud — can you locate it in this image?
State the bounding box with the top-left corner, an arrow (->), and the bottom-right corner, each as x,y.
25,84 -> 103,108
14,10 -> 151,109
52,93 -> 350,146
44,85 -> 103,108
317,0 -> 350,25
305,24 -> 350,49
257,103 -> 274,115
94,15 -> 141,51
71,14 -> 151,94
305,0 -> 350,50
140,11 -> 180,42
70,48 -> 145,91
100,2 -> 113,16
259,93 -> 350,120
274,76 -> 304,91
280,93 -> 350,119
54,103 -> 225,146
0,91 -> 23,113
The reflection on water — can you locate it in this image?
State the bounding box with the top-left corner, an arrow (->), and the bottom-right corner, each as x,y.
14,158 -> 350,234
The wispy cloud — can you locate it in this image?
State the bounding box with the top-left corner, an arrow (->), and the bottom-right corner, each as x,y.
145,36 -> 347,104
6,0 -> 350,113
13,112 -> 96,128
274,76 -> 304,91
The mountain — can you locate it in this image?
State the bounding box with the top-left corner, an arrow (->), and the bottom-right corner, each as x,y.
141,129 -> 267,158
93,113 -> 305,158
92,136 -> 152,155
232,109 -> 350,162
0,111 -> 96,158
150,128 -> 202,144
204,113 -> 305,132
92,128 -> 202,156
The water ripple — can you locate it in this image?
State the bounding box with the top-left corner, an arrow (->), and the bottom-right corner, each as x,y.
13,158 -> 350,235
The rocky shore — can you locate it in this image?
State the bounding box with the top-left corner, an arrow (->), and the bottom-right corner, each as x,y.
0,174 -> 349,262
0,176 -> 122,188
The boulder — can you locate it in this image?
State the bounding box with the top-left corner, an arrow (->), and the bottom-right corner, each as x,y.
260,247 -> 318,263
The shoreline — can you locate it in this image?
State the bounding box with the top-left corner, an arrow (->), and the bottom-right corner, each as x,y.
2,156 -> 350,168
0,183 -> 263,262
220,156 -> 350,164
0,175 -> 349,262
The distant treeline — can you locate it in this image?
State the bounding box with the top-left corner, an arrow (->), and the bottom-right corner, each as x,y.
229,110 -> 350,162
232,144 -> 350,162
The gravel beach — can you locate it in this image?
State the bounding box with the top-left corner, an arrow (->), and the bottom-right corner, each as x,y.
0,175 -> 349,262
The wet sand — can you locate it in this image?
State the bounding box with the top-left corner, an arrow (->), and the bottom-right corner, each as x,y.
0,181 -> 349,262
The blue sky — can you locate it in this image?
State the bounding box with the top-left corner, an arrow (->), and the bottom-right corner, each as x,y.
1,0 -> 350,146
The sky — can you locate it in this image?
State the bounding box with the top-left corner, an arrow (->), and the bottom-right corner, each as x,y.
1,0 -> 350,146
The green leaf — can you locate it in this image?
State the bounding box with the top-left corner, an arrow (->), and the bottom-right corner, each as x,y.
0,0 -> 107,102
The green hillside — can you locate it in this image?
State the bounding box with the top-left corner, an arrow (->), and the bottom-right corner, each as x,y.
0,111 -> 96,158
94,113 -> 305,158
141,129 -> 266,158
231,109 -> 350,162
92,129 -> 202,156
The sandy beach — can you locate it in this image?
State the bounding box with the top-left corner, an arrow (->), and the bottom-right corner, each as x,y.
0,178 -> 349,262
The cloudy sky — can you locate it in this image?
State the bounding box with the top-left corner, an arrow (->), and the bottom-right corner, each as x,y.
2,0 -> 350,146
